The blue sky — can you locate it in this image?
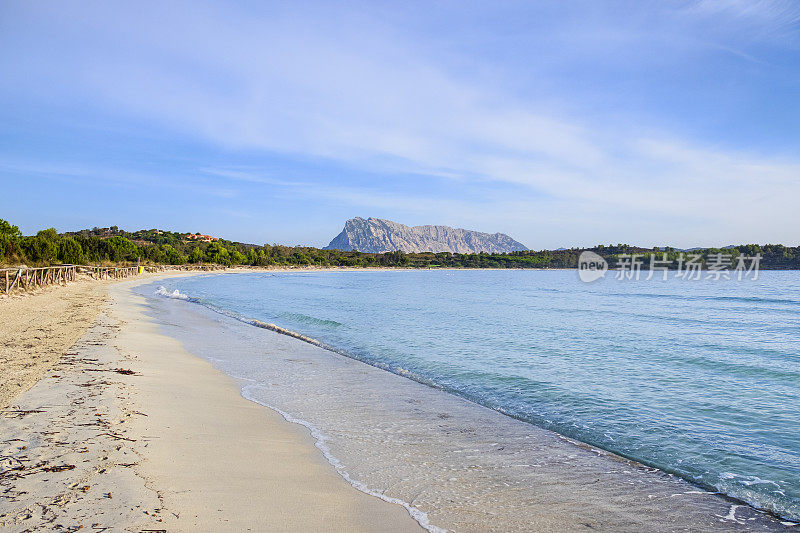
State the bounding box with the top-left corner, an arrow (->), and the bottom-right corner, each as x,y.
1,0 -> 799,249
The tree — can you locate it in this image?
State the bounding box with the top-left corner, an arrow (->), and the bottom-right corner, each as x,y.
58,237 -> 85,264
106,236 -> 138,262
205,241 -> 231,265
161,245 -> 185,265
189,246 -> 204,263
255,249 -> 272,266
291,251 -> 311,265
37,228 -> 59,242
0,220 -> 22,263
22,235 -> 58,264
0,219 -> 22,239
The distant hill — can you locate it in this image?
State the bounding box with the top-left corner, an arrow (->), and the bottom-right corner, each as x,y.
325,217 -> 529,254
3,216 -> 798,269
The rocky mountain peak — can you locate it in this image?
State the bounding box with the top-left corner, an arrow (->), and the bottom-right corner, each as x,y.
325,218 -> 528,254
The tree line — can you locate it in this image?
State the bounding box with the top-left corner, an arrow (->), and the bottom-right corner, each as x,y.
1,219 -> 798,270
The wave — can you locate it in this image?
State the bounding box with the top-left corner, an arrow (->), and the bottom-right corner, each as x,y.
153,287 -> 440,387
155,286 -> 191,300
603,291 -> 800,306
153,285 -> 445,530
280,312 -> 343,328
240,383 -> 446,533
151,282 -> 798,523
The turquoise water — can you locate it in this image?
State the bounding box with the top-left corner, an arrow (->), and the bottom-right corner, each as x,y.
160,270 -> 800,521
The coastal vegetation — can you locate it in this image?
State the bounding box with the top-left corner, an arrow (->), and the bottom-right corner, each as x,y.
1,219 -> 798,270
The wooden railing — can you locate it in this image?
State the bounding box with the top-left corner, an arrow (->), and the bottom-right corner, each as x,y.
1,265 -> 77,294
1,265 -> 145,294
76,265 -> 140,280
1,263 -> 228,295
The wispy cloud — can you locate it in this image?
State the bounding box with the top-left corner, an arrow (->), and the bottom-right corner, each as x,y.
687,0 -> 800,36
1,1 -> 799,246
198,168 -> 306,188
0,158 -> 238,198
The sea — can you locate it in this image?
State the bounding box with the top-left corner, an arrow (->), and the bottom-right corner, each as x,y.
137,269 -> 800,528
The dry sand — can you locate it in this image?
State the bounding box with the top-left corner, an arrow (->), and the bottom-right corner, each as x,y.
0,276 -> 107,409
0,273 -> 423,531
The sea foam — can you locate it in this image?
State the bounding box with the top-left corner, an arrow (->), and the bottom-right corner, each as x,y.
155,285 -> 190,300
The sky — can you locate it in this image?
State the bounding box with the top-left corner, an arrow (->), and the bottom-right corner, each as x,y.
1,0 -> 799,249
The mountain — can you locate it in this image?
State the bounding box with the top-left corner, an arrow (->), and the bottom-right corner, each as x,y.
325,217 -> 528,254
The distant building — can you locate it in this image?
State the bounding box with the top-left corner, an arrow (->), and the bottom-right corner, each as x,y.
186,233 -> 218,242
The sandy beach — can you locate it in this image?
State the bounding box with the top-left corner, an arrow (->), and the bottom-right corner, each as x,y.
1,271 -> 794,531
5,2 -> 799,528
0,277 -> 107,410
0,273 -> 422,531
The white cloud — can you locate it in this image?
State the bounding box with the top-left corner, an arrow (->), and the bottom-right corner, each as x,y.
0,159 -> 238,199
2,1 -> 799,246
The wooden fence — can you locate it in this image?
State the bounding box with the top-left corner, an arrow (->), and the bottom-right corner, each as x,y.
1,263 -> 228,295
1,265 -> 143,294
1,265 -> 77,294
77,266 -> 139,280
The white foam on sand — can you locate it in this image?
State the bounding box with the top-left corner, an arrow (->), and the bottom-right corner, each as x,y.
240,382 -> 447,533
140,279 -> 792,531
155,286 -> 189,300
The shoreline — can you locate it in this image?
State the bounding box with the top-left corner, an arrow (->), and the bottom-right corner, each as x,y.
0,273 -> 424,531
1,271 -> 795,530
165,290 -> 795,525
148,270 -> 797,525
140,274 -> 792,531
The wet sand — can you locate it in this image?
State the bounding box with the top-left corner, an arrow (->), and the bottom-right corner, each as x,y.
0,274 -> 423,531
140,273 -> 794,532
1,271 -> 794,531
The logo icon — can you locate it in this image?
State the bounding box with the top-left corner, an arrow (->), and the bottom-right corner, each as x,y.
578,251 -> 608,283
